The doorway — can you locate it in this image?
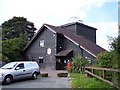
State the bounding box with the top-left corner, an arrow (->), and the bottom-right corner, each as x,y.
56,59 -> 67,70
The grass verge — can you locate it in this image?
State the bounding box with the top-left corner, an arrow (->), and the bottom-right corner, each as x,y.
70,73 -> 115,89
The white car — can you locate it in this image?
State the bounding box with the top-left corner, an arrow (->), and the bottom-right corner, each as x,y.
0,61 -> 40,85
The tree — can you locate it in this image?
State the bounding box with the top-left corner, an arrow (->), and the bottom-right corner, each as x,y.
2,16 -> 36,41
1,16 -> 37,62
2,35 -> 27,62
96,35 -> 120,69
108,35 -> 120,69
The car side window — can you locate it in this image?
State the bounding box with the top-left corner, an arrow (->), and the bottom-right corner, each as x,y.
16,63 -> 24,69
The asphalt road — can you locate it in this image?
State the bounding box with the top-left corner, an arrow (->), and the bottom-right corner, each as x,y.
1,69 -> 71,90
1,76 -> 71,89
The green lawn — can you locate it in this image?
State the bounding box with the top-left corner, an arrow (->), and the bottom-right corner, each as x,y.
70,73 -> 115,89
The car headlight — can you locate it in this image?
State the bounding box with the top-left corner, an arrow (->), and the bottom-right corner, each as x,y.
0,73 -> 3,77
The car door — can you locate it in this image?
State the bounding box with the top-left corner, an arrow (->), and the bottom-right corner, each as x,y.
23,63 -> 33,77
14,63 -> 26,80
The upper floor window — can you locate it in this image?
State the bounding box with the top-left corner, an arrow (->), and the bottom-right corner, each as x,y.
39,40 -> 44,47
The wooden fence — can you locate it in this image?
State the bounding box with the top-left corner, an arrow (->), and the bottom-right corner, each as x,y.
85,67 -> 120,89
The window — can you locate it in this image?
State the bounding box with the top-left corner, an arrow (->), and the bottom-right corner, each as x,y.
16,63 -> 24,69
64,60 -> 67,63
39,40 -> 44,47
39,57 -> 44,63
57,59 -> 60,63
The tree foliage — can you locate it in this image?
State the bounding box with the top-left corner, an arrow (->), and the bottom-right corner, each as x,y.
110,36 -> 120,52
110,36 -> 120,67
96,36 -> 120,86
97,35 -> 120,69
1,16 -> 36,62
2,16 -> 36,40
2,35 -> 27,62
97,51 -> 114,68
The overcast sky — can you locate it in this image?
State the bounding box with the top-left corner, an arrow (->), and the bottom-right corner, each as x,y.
0,0 -> 119,50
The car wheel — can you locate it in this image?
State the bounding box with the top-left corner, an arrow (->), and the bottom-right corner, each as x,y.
3,76 -> 13,85
32,72 -> 37,80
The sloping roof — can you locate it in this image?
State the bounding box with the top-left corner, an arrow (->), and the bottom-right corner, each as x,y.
23,25 -> 46,51
23,23 -> 106,57
55,50 -> 73,57
45,24 -> 106,57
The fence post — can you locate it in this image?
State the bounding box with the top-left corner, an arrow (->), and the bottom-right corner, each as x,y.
92,68 -> 94,74
103,70 -> 105,78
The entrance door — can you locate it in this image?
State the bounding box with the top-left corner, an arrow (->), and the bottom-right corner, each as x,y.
56,59 -> 67,70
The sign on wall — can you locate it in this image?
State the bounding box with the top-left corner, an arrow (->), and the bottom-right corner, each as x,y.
47,48 -> 52,55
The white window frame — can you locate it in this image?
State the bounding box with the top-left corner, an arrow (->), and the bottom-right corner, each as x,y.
39,40 -> 44,47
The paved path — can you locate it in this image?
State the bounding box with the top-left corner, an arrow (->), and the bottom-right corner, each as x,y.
1,69 -> 71,89
40,69 -> 69,78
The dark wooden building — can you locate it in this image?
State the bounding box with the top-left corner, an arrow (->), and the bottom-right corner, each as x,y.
23,22 -> 106,70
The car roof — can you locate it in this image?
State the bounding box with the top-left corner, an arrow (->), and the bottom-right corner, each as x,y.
9,61 -> 36,64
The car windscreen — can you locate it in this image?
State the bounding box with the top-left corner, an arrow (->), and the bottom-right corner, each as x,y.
1,62 -> 17,69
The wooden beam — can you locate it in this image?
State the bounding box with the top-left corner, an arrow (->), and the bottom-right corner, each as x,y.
85,67 -> 120,72
85,70 -> 120,89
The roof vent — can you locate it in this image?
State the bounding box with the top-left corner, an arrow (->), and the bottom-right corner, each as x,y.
68,16 -> 83,23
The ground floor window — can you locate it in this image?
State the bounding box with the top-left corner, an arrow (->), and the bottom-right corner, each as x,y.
64,60 -> 67,64
39,57 -> 44,63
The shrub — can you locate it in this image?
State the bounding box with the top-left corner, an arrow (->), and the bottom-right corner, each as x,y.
96,51 -> 119,86
70,55 -> 88,73
97,51 -> 114,68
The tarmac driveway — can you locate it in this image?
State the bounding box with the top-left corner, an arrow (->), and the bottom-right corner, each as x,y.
1,69 -> 71,89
